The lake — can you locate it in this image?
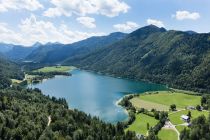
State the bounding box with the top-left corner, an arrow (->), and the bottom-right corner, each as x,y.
30,69 -> 167,123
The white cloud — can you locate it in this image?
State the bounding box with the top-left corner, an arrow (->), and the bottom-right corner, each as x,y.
59,24 -> 105,42
44,0 -> 130,17
173,10 -> 200,20
113,21 -> 139,32
77,17 -> 96,28
0,15 -> 105,45
147,19 -> 165,27
0,0 -> 43,12
0,23 -> 24,44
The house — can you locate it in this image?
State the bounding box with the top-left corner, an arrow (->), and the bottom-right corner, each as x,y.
181,115 -> 190,122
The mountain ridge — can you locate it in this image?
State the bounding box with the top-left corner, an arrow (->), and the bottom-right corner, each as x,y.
1,25 -> 210,93
64,25 -> 210,93
24,32 -> 127,63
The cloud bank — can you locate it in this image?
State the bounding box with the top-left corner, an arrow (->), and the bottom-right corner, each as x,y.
173,11 -> 200,20
44,0 -> 130,17
0,0 -> 43,12
0,15 -> 105,45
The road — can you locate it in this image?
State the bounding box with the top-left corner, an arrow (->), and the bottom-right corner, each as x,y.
163,121 -> 180,140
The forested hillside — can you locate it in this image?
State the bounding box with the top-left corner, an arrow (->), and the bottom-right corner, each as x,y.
24,42 -> 64,63
25,32 -> 127,64
0,56 -> 138,140
6,45 -> 36,60
0,43 -> 13,53
0,56 -> 24,89
0,87 -> 138,140
65,25 -> 210,93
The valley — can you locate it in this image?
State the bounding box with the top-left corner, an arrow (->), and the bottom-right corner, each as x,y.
1,0 -> 210,139
1,25 -> 210,140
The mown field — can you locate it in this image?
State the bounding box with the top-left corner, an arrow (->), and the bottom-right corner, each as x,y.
130,97 -> 169,111
131,91 -> 201,111
33,66 -> 75,73
126,90 -> 210,139
126,113 -> 158,135
158,128 -> 178,140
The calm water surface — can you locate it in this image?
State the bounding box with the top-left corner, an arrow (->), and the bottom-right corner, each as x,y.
30,69 -> 167,123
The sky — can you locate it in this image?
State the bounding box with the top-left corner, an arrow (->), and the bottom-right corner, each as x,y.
0,0 -> 210,46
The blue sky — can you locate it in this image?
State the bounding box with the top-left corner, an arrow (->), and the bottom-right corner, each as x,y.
0,0 -> 210,45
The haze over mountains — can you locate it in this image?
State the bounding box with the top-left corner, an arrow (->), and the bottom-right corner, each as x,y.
0,32 -> 127,62
1,25 -> 210,93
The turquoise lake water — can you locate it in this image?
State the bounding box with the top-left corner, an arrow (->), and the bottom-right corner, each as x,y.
30,69 -> 167,123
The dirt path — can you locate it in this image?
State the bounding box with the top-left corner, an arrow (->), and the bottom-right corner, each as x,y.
168,109 -> 185,115
38,116 -> 52,139
163,121 -> 180,140
47,116 -> 51,126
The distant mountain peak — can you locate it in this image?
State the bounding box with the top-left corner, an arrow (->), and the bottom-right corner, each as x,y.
129,25 -> 166,38
139,25 -> 166,32
109,32 -> 127,36
32,42 -> 43,48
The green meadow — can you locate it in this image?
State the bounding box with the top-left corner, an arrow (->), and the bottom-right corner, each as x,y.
126,113 -> 158,135
169,110 -> 209,125
131,91 -> 201,111
158,128 -> 178,140
33,66 -> 75,73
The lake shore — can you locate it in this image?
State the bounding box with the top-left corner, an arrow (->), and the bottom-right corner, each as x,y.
29,69 -> 167,123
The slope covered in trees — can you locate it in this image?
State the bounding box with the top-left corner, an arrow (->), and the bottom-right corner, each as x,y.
25,32 -> 127,64
0,55 -> 138,140
0,56 -> 24,89
0,86 -> 138,140
0,43 -> 38,61
6,45 -> 36,60
65,25 -> 210,93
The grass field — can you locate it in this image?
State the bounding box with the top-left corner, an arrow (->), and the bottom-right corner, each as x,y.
175,125 -> 188,133
130,98 -> 169,111
158,128 -> 178,140
126,113 -> 158,135
169,110 -> 209,125
34,66 -> 75,73
135,91 -> 201,110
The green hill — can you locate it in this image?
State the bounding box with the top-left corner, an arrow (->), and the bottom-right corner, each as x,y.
0,86 -> 138,140
25,32 -> 127,64
65,25 -> 210,93
0,56 -> 24,88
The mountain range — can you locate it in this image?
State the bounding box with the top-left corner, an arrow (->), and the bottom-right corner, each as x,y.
0,32 -> 127,62
1,25 -> 210,93
0,42 -> 42,60
66,25 -> 210,93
